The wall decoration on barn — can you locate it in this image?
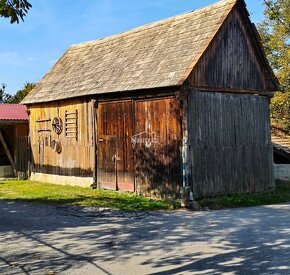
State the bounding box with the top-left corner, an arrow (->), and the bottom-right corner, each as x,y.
51,140 -> 62,154
65,110 -> 78,140
52,117 -> 63,134
23,0 -> 279,201
36,118 -> 51,133
36,115 -> 64,155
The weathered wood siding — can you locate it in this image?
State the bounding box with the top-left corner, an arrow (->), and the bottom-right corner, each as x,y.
134,98 -> 182,197
188,5 -> 275,92
28,99 -> 94,178
97,101 -> 135,192
188,90 -> 274,198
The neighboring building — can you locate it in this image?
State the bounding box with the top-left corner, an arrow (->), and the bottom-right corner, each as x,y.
272,133 -> 290,181
22,0 -> 279,199
272,134 -> 290,164
0,104 -> 29,178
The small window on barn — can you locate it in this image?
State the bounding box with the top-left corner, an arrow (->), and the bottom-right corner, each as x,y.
64,110 -> 78,141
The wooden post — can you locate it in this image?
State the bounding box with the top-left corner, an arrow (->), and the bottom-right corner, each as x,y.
178,90 -> 191,206
0,130 -> 16,175
92,100 -> 98,188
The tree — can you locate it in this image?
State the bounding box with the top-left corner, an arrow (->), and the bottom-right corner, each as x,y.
258,0 -> 290,132
0,83 -> 12,103
0,0 -> 32,24
7,82 -> 35,103
258,0 -> 289,91
271,92 -> 290,131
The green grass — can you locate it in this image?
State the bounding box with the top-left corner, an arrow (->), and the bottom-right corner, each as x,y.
1,179 -> 290,211
197,180 -> 290,209
0,180 -> 180,211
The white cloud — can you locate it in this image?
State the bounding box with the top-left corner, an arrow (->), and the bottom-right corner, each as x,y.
26,56 -> 38,62
0,52 -> 38,66
0,52 -> 21,65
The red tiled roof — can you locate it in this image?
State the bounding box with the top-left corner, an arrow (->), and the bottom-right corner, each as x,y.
0,104 -> 28,121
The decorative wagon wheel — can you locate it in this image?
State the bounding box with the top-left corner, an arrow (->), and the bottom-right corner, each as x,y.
52,117 -> 63,134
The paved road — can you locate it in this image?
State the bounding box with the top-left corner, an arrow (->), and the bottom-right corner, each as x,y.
0,200 -> 289,275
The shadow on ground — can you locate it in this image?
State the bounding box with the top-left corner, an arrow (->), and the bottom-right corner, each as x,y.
0,200 -> 289,274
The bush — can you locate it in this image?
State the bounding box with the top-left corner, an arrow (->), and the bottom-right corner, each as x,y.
271,92 -> 290,132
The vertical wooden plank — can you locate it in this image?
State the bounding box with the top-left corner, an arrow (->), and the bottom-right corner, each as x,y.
96,101 -> 134,192
28,98 -> 94,178
188,6 -> 271,92
134,97 -> 182,197
188,90 -> 273,199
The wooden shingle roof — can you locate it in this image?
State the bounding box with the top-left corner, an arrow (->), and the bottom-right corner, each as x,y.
23,0 -> 240,104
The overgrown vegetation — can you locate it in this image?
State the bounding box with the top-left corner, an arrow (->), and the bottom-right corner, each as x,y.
7,82 -> 36,103
271,92 -> 290,132
0,180 -> 180,211
258,0 -> 290,133
0,83 -> 11,103
0,82 -> 35,104
197,180 -> 290,210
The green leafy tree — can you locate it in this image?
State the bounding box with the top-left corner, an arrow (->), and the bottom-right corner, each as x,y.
0,83 -> 12,103
258,0 -> 289,91
271,92 -> 290,131
258,0 -> 290,132
7,82 -> 35,103
0,0 -> 32,24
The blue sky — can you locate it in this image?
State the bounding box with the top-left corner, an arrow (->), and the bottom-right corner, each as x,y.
0,0 -> 266,95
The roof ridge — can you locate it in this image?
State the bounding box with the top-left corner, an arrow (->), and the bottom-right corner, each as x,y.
71,0 -> 236,49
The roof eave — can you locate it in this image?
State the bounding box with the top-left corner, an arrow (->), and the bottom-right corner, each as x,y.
22,84 -> 182,105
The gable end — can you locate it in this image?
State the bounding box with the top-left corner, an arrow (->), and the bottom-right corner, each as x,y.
187,1 -> 278,93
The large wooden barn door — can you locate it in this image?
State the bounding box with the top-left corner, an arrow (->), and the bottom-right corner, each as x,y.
97,101 -> 134,191
133,98 -> 182,197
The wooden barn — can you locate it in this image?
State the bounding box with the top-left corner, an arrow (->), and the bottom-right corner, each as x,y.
22,0 -> 279,199
0,104 -> 29,178
271,132 -> 290,181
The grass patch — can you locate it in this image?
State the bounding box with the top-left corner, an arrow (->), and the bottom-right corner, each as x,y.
197,180 -> 290,209
0,180 -> 180,211
1,180 -> 289,211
